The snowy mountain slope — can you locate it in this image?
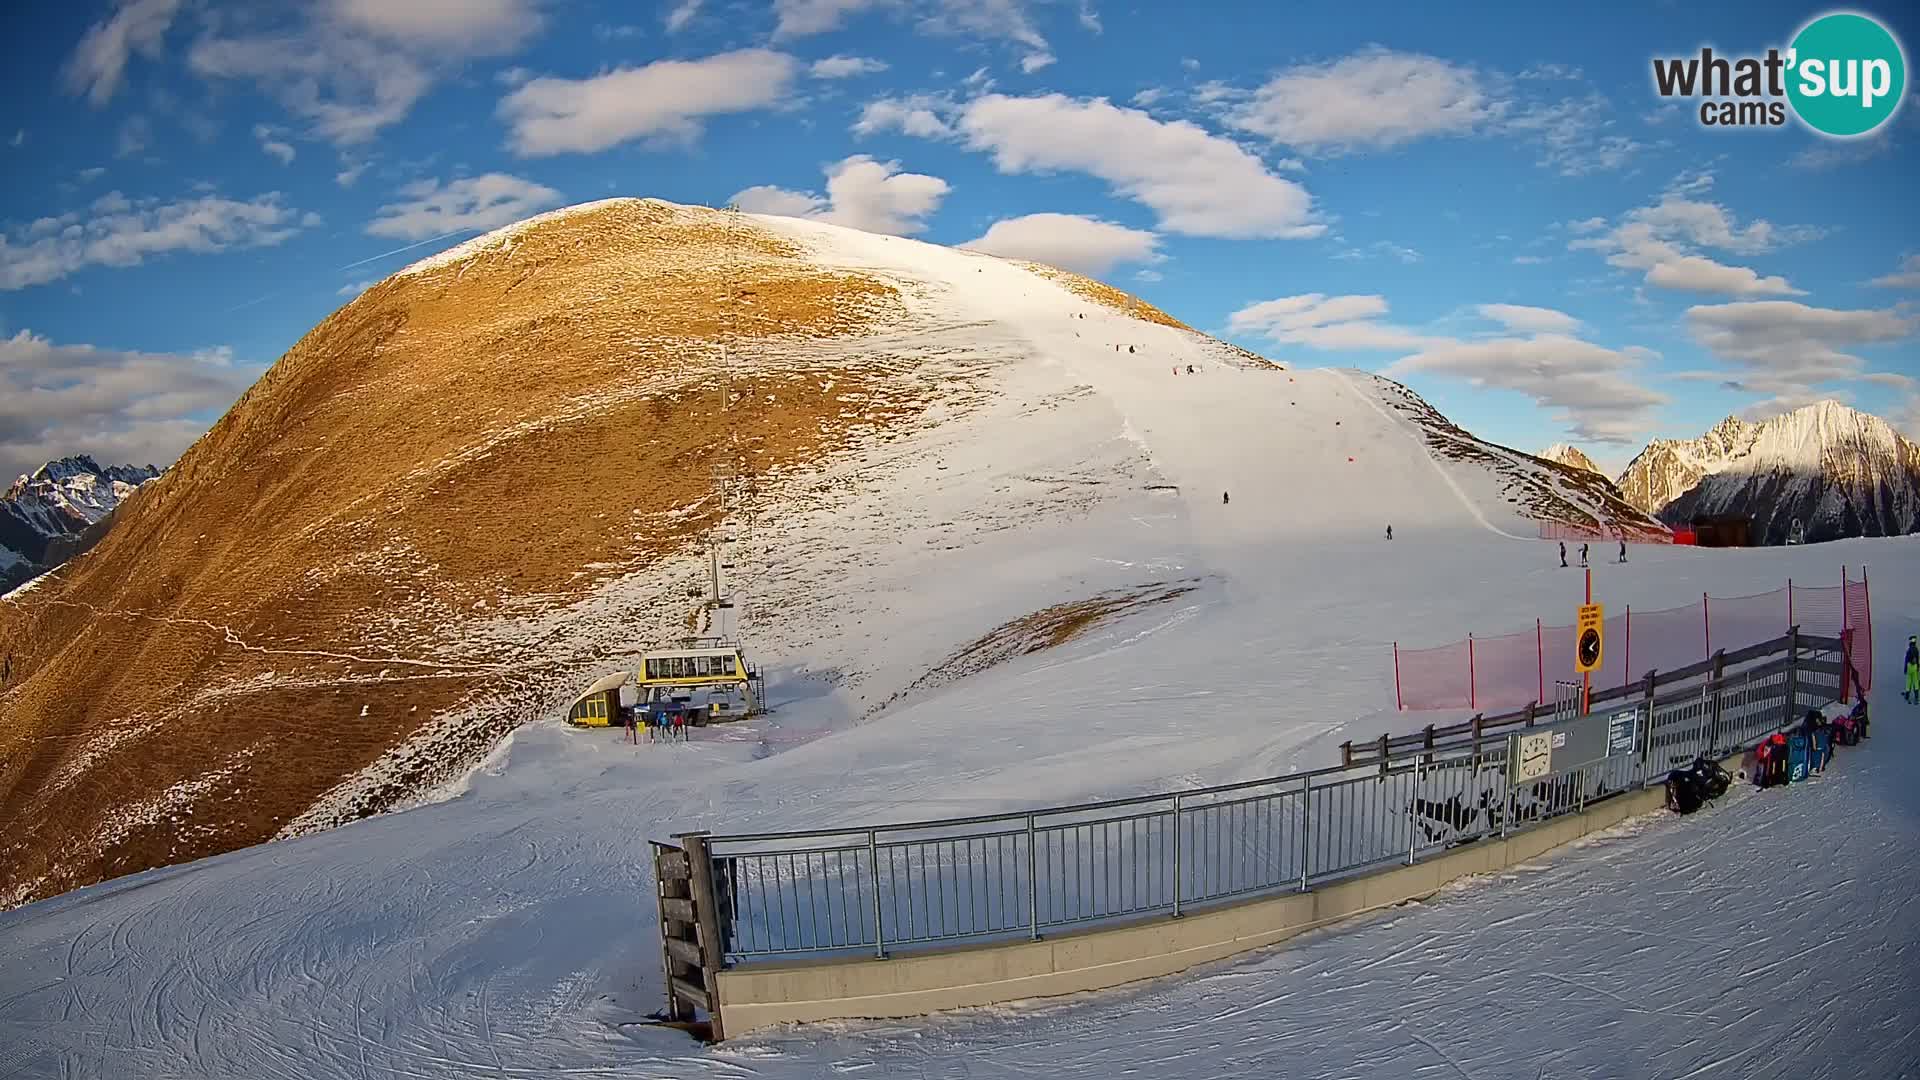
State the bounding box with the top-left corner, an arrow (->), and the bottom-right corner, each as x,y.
0,199 -> 1660,909
0,456 -> 159,588
1618,401 -> 1920,544
1538,442 -> 1602,475
0,531 -> 1911,1079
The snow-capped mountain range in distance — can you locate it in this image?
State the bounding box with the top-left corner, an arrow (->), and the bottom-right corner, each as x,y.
1547,401 -> 1920,546
1,455 -> 162,589
1537,443 -> 1603,476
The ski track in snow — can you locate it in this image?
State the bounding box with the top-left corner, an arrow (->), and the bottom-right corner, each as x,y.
2,215 -> 1917,1079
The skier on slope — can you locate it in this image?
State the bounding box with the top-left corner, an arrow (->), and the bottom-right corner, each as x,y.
1222,491 -> 1230,505
1619,539 -> 1628,564
1905,635 -> 1919,704
1386,524 -> 1393,541
1580,543 -> 1589,566
1559,541 -> 1568,568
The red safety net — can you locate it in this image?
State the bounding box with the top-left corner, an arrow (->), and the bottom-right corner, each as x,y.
1391,569 -> 1873,711
1471,629 -> 1543,712
1709,589 -> 1791,657
1847,575 -> 1874,691
1396,640 -> 1471,710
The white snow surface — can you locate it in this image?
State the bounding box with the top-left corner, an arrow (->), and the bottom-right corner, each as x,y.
3,209 -> 1918,1078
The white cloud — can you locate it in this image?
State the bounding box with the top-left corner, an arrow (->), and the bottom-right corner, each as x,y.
774,0 -> 889,37
77,167 -> 108,183
1333,240 -> 1420,264
919,0 -> 1050,63
1896,393 -> 1920,441
961,213 -> 1161,275
1231,294 -> 1663,442
328,0 -> 542,51
188,2 -> 539,146
666,0 -> 703,32
868,93 -> 1321,239
1478,303 -> 1580,335
338,279 -> 376,297
1504,93 -> 1644,176
1389,334 -> 1667,443
1220,48 -> 1642,175
1570,181 -> 1814,297
335,160 -> 371,187
1870,254 -> 1920,289
253,124 -> 296,165
499,49 -> 799,156
366,173 -> 565,240
1682,301 -> 1916,402
189,32 -> 433,146
116,115 -> 153,158
1230,49 -> 1491,151
1078,1 -> 1101,32
1,191 -> 309,291
731,155 -> 949,235
1790,132 -> 1893,170
1228,293 -> 1435,351
811,55 -> 889,79
1130,88 -> 1165,108
854,94 -> 958,138
0,329 -> 254,480
63,0 -> 181,106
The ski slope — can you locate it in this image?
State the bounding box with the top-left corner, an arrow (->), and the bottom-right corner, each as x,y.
2,207 -> 1915,1078
1,531 -> 1913,1079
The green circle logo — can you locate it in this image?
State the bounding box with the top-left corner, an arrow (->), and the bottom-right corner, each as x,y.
1786,12 -> 1907,137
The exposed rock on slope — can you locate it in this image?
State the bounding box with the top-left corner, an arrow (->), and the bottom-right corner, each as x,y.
1618,401 -> 1920,544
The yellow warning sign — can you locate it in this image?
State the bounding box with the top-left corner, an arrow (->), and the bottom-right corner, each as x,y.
1575,602 -> 1605,674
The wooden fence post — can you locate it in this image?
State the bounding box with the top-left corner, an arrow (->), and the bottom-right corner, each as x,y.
1377,733 -> 1390,776
1340,741 -> 1352,769
1422,724 -> 1435,767
681,833 -> 728,1041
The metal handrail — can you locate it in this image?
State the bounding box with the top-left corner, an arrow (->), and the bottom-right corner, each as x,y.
667,630 -> 1853,969
699,632 -> 1831,847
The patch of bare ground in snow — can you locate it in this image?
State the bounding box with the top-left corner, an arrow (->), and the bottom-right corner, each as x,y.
877,581 -> 1201,711
1014,262 -> 1192,330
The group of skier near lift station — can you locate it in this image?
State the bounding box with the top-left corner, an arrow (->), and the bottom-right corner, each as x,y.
1557,539 -> 1628,567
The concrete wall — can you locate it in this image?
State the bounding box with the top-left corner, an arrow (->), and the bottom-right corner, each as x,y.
715,783 -> 1672,1038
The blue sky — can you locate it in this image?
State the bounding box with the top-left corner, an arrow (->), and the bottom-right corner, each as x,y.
2,0 -> 1916,480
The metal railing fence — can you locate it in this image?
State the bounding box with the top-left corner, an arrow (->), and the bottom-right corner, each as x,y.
681,634 -> 1849,966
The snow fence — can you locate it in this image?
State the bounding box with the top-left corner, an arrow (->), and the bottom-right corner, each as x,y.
1394,569 -> 1873,712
